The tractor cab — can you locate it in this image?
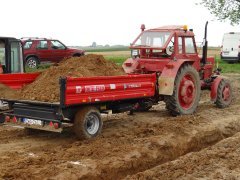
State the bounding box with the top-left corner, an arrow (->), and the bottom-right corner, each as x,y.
0,37 -> 24,74
123,25 -> 201,74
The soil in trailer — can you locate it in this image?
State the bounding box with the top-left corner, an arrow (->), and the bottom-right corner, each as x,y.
0,54 -> 124,102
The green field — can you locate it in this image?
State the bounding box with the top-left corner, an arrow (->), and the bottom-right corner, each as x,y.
215,56 -> 240,73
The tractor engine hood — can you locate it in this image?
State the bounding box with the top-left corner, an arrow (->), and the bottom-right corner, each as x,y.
122,57 -> 170,74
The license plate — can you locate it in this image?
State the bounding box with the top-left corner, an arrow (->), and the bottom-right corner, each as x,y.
23,118 -> 42,126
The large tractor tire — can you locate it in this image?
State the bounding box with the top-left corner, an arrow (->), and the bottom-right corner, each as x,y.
215,79 -> 232,108
74,106 -> 102,140
165,64 -> 201,116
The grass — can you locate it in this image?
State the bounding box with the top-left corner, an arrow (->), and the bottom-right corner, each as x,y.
25,64 -> 51,73
105,56 -> 128,64
215,55 -> 240,73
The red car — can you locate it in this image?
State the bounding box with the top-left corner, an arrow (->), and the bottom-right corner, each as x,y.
21,38 -> 85,68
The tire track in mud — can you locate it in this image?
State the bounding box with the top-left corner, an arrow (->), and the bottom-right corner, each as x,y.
1,102 -> 240,180
127,133 -> 240,180
84,106 -> 240,180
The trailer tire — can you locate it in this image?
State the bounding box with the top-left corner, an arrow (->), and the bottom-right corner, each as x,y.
0,114 -> 4,123
74,106 -> 102,140
135,100 -> 153,112
215,79 -> 232,108
164,64 -> 201,116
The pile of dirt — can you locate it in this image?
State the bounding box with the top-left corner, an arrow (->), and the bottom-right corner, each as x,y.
0,84 -> 20,99
19,54 -> 124,102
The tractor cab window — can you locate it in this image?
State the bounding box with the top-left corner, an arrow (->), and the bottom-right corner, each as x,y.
185,37 -> 196,54
178,37 -> 183,54
166,37 -> 175,55
133,31 -> 171,48
51,40 -> 66,49
10,42 -> 24,73
0,40 -> 5,66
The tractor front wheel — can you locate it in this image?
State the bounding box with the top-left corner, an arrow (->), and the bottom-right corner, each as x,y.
215,79 -> 232,108
165,64 -> 201,116
74,106 -> 102,140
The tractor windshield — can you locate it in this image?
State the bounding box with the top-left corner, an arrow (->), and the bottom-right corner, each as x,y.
133,31 -> 171,48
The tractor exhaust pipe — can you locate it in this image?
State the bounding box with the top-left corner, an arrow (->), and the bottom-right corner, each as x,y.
202,21 -> 208,65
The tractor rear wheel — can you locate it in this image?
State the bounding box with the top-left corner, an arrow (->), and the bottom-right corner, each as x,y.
74,106 -> 102,140
165,64 -> 201,116
215,79 -> 232,108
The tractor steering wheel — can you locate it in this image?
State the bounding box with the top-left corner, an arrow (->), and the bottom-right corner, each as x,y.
166,45 -> 174,56
169,46 -> 174,52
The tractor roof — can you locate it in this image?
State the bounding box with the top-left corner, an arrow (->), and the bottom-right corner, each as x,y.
148,25 -> 188,32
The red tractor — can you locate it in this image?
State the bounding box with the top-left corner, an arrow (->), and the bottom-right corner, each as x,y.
123,22 -> 232,115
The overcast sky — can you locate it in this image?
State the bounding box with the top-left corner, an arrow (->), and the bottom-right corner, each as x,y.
1,0 -> 240,46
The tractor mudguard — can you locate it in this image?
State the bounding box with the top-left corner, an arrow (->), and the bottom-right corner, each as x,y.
210,76 -> 223,102
158,59 -> 193,95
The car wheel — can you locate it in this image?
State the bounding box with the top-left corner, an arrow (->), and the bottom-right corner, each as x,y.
26,57 -> 38,69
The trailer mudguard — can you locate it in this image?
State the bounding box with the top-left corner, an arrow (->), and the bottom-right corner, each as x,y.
158,59 -> 193,95
210,76 -> 223,102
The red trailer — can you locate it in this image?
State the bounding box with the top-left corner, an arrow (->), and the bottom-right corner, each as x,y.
3,74 -> 157,139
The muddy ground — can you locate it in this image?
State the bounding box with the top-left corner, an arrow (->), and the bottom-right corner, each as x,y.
0,73 -> 239,180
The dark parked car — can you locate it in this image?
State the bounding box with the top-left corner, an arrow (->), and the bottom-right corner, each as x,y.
21,38 -> 85,68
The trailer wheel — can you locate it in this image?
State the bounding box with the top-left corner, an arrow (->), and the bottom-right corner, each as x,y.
165,64 -> 201,116
215,79 -> 232,108
0,114 -> 4,123
135,100 -> 153,112
74,106 -> 102,140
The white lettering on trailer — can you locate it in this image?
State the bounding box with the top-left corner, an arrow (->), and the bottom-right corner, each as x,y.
76,86 -> 82,94
85,85 -> 105,93
110,84 -> 116,90
124,83 -> 142,89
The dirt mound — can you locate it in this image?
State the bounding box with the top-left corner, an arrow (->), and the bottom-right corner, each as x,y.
0,84 -> 20,99
19,54 -> 124,102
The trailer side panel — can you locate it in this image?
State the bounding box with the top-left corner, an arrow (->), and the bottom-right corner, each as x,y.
63,74 -> 156,106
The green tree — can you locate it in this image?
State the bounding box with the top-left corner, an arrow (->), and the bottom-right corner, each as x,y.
200,0 -> 240,25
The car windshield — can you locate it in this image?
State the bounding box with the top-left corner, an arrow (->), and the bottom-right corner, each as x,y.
133,31 -> 171,48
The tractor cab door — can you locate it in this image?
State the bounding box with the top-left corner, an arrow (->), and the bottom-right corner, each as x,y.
7,40 -> 24,73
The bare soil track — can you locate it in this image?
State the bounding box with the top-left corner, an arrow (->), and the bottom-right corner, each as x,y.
0,73 -> 239,180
